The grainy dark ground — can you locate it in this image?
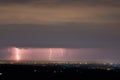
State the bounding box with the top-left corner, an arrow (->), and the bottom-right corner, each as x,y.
0,64 -> 120,80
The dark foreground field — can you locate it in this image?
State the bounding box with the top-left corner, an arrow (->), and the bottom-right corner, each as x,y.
0,63 -> 120,80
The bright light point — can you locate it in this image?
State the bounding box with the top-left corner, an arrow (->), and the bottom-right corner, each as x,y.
103,63 -> 106,65
0,73 -> 2,75
110,63 -> 113,65
85,62 -> 88,64
34,70 -> 37,72
79,62 -> 82,64
106,68 -> 112,71
53,70 -> 57,73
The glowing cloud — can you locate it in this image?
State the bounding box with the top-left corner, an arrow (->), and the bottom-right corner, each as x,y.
16,48 -> 20,61
12,47 -> 20,61
48,48 -> 65,61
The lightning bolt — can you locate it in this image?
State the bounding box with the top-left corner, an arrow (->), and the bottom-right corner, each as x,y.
60,48 -> 64,56
49,48 -> 65,61
15,48 -> 20,61
49,48 -> 52,60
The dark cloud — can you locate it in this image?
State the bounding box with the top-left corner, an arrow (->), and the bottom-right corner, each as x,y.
0,4 -> 119,24
0,0 -> 119,48
0,0 -> 120,7
0,24 -> 120,48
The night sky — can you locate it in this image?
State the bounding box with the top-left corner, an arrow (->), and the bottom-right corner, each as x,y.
0,0 -> 120,62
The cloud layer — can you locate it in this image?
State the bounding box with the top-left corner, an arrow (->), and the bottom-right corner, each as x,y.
0,0 -> 120,7
0,0 -> 120,24
0,0 -> 120,48
0,24 -> 120,48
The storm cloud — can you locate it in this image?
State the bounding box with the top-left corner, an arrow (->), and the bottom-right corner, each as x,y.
0,0 -> 120,7
0,0 -> 120,48
0,0 -> 120,24
0,24 -> 120,48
